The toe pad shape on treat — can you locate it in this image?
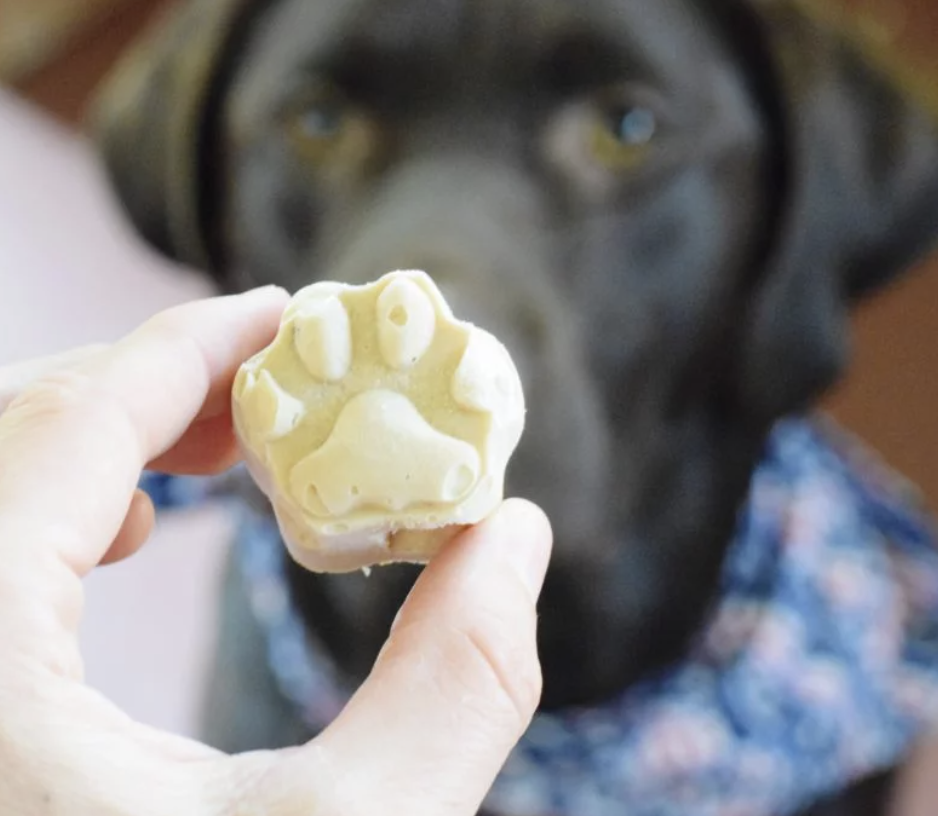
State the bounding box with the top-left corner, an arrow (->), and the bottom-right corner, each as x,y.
238,369 -> 306,442
293,294 -> 352,382
376,277 -> 437,369
231,270 -> 526,572
451,328 -> 523,421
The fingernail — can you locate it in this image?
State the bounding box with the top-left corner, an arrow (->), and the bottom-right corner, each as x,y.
257,284 -> 290,296
494,499 -> 552,603
238,284 -> 290,303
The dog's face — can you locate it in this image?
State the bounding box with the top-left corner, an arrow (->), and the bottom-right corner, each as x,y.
93,0 -> 938,708
217,0 -> 773,705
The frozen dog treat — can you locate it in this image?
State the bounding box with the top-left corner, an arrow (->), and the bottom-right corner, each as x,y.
232,270 -> 526,573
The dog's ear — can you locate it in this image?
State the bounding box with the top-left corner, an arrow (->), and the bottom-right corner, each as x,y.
733,1 -> 938,420
88,0 -> 250,272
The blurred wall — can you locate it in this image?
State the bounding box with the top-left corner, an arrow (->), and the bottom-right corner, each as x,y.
5,0 -> 938,508
5,0 -> 172,123
812,0 -> 938,508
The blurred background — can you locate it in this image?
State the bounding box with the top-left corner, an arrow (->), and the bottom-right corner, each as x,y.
0,0 -> 937,758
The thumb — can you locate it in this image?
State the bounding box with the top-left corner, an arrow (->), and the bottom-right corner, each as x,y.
234,499 -> 551,816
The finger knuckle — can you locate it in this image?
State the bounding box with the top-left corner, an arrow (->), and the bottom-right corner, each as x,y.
446,611 -> 542,734
222,750 -> 333,816
142,314 -> 213,390
13,367 -> 98,419
7,367 -> 140,455
145,309 -> 190,340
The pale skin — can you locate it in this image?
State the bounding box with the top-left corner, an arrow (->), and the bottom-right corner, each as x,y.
0,286 -> 552,816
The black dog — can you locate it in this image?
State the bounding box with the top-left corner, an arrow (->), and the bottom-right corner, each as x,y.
92,0 -> 938,813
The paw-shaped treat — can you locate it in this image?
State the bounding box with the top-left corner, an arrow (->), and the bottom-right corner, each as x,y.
232,270 -> 526,573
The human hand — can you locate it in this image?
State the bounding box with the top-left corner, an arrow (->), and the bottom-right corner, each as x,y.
0,288 -> 552,816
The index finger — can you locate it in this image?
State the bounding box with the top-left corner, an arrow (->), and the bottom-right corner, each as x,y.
0,287 -> 288,574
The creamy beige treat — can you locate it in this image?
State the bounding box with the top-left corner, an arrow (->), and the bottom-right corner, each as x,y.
232,270 -> 526,573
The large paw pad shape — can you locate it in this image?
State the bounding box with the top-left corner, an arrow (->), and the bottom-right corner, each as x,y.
232,271 -> 526,573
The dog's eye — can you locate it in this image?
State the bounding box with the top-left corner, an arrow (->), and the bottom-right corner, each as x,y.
283,84 -> 378,170
608,106 -> 657,146
286,90 -> 351,155
590,103 -> 658,170
296,101 -> 346,141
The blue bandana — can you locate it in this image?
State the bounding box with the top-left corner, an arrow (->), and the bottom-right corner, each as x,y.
142,417 -> 938,816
